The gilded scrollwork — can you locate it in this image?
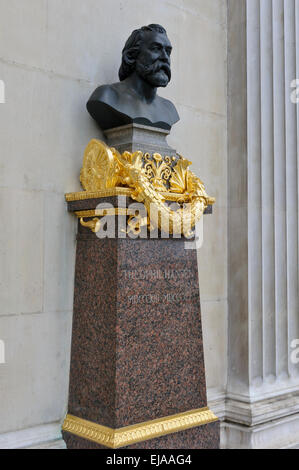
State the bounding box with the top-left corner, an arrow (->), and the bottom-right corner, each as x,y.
80,217 -> 101,233
169,156 -> 191,194
143,153 -> 174,191
80,139 -> 121,191
77,139 -> 215,235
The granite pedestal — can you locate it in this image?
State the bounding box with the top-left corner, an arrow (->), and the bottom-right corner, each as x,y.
63,124 -> 219,448
62,194 -> 219,449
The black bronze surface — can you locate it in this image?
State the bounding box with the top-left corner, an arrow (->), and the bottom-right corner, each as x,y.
87,24 -> 180,131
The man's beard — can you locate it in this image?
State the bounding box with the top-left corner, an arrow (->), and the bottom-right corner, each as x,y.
136,60 -> 171,88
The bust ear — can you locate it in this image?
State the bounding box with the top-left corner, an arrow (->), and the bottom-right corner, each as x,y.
123,49 -> 138,67
119,45 -> 140,81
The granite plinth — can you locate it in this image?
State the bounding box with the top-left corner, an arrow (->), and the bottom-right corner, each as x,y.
68,235 -> 206,426
64,195 -> 218,448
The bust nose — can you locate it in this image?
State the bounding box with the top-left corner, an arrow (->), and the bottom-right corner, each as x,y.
160,48 -> 170,62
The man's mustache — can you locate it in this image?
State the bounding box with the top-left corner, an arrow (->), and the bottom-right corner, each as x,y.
144,61 -> 171,80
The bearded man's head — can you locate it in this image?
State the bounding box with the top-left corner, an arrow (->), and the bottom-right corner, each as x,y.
119,24 -> 172,88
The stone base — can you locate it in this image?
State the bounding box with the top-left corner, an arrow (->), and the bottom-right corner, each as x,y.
0,422 -> 65,449
225,391 -> 299,426
104,123 -> 176,156
63,421 -> 220,449
63,194 -> 219,449
221,413 -> 299,449
67,220 -> 209,428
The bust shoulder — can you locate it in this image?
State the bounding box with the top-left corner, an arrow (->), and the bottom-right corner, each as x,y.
87,83 -> 135,130
156,95 -> 180,126
88,84 -> 119,105
86,82 -> 180,131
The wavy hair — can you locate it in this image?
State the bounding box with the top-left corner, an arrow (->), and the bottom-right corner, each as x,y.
119,24 -> 167,81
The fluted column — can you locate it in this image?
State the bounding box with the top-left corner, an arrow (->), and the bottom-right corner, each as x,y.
226,0 -> 299,448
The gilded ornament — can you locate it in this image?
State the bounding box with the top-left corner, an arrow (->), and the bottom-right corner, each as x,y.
80,217 -> 101,233
62,407 -> 218,449
69,139 -> 215,235
80,139 -> 121,190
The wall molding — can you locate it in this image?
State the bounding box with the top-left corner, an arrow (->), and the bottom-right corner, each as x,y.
221,412 -> 299,449
225,391 -> 299,426
0,422 -> 65,449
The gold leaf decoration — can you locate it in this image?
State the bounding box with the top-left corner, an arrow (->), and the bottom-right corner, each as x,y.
169,157 -> 192,193
143,153 -> 173,191
80,139 -> 121,191
63,408 -> 218,449
76,139 -> 215,235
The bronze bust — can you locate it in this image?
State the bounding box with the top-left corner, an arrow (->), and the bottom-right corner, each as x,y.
87,24 -> 180,131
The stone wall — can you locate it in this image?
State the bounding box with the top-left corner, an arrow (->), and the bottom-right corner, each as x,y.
225,0 -> 299,449
0,0 -> 227,447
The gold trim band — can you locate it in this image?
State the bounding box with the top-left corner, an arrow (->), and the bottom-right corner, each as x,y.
65,188 -> 132,201
65,188 -> 194,203
75,208 -> 131,218
62,407 -> 218,448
